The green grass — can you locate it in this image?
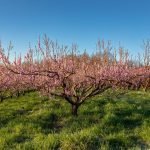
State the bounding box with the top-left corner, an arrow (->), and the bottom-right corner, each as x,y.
0,91 -> 150,150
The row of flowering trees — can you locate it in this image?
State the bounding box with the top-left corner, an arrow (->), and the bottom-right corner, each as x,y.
0,36 -> 149,115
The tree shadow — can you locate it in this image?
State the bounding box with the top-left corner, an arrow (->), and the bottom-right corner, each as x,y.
12,135 -> 31,144
104,135 -> 149,150
100,95 -> 150,148
0,108 -> 27,128
33,113 -> 63,134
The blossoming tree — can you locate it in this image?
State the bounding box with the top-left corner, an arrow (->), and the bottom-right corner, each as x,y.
0,36 -> 149,115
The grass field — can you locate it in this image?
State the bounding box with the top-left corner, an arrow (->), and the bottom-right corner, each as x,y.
0,90 -> 150,150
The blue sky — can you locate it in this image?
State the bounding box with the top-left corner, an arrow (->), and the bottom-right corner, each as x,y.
0,0 -> 150,56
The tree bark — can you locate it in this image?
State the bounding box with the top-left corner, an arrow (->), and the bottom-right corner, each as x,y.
16,91 -> 20,97
0,96 -> 3,102
71,104 -> 79,116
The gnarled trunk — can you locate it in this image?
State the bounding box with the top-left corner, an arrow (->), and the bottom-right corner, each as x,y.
71,104 -> 79,116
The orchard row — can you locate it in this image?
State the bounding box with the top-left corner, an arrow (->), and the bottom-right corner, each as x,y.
0,37 -> 149,115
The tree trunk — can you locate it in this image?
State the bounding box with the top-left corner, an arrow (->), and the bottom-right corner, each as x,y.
143,80 -> 149,92
22,91 -> 25,96
0,96 -> 3,102
71,104 -> 79,116
16,91 -> 20,97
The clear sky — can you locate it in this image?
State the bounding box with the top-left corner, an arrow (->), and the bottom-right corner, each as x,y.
0,0 -> 150,56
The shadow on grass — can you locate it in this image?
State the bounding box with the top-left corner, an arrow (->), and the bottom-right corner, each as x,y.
33,113 -> 63,134
1,92 -> 149,149
0,107 -> 32,128
12,135 -> 31,144
100,95 -> 150,148
104,136 -> 149,150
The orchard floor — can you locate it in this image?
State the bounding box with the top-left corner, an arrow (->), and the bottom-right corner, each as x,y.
0,91 -> 150,150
